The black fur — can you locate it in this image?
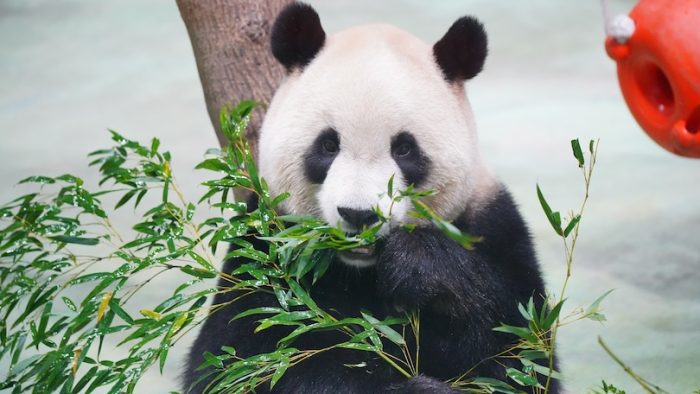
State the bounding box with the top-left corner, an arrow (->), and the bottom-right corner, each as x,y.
304,127 -> 340,184
391,131 -> 431,187
433,16 -> 488,82
270,2 -> 326,71
183,188 -> 560,393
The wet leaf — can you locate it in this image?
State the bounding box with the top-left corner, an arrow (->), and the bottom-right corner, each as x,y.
49,235 -> 100,246
506,368 -> 540,387
361,311 -> 405,345
96,292 -> 112,323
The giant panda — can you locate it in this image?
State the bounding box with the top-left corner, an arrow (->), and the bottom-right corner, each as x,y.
184,3 -> 557,393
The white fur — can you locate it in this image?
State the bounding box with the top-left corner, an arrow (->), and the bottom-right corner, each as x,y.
258,24 -> 497,266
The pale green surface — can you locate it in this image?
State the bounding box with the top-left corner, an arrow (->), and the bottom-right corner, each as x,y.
1,1 -> 699,393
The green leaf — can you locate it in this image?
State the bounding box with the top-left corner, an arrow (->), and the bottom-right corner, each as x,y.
232,307 -> 284,321
312,250 -> 333,284
195,158 -> 230,172
470,377 -> 527,394
518,301 -> 532,321
519,350 -> 548,361
202,351 -> 224,369
254,311 -> 317,332
62,296 -> 77,312
67,272 -> 112,285
542,299 -> 565,330
536,185 -> 562,236
506,367 -> 541,387
571,139 -> 585,167
186,250 -> 215,270
134,189 -> 148,208
493,324 -> 538,343
270,192 -> 289,209
180,265 -> 217,279
225,248 -> 269,263
49,235 -> 99,245
139,309 -> 162,320
8,354 -> 42,378
150,137 -> 160,157
337,342 -> 378,352
221,346 -> 236,356
56,174 -> 83,185
410,200 -> 480,249
115,189 -> 137,209
269,357 -> 290,389
108,298 -> 134,324
586,289 -> 614,321
287,280 -> 321,315
520,358 -> 563,380
563,214 -> 581,237
360,311 -> 405,345
19,175 -> 55,185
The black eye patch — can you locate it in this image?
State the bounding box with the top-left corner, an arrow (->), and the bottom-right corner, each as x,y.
304,128 -> 340,184
391,131 -> 431,187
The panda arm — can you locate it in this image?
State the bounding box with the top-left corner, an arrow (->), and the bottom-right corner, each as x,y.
376,226 -> 507,316
376,188 -> 544,319
374,189 -> 548,385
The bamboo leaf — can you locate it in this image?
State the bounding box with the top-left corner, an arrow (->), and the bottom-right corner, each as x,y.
493,324 -> 538,344
49,235 -> 100,246
139,309 -> 162,320
571,139 -> 585,167
108,298 -> 134,324
96,292 -> 112,323
586,289 -> 614,321
470,377 -> 526,394
202,352 -> 223,369
542,299 -> 565,330
19,176 -> 55,185
361,311 -> 405,346
114,189 -> 137,209
337,342 -> 378,352
180,265 -> 217,279
62,297 -> 77,312
269,357 -> 290,389
536,185 -> 562,236
506,368 -> 541,387
232,307 -> 283,321
563,215 -> 581,237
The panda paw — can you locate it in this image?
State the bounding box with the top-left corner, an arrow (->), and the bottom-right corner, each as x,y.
376,227 -> 464,310
387,375 -> 459,393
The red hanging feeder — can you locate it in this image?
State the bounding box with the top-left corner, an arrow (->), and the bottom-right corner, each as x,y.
606,0 -> 700,158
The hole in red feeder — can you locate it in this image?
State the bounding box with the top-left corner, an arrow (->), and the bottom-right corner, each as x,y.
687,107 -> 700,134
634,62 -> 675,120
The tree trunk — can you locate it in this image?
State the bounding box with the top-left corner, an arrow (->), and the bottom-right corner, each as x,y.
176,0 -> 291,158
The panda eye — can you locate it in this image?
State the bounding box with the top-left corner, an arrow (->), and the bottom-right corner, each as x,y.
393,142 -> 413,158
321,138 -> 339,154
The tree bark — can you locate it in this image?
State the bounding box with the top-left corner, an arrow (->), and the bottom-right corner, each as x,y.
176,0 -> 292,158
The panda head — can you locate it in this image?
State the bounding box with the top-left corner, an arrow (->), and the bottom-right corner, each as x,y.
259,3 -> 498,267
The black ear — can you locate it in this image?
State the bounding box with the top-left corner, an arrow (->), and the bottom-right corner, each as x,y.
270,2 -> 326,71
433,16 -> 488,82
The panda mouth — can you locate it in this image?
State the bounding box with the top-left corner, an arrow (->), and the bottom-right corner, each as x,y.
339,245 -> 377,260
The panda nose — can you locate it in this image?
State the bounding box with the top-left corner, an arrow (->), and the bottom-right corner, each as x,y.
337,207 -> 378,229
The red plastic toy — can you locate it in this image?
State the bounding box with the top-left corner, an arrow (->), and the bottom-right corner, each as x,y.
606,0 -> 700,157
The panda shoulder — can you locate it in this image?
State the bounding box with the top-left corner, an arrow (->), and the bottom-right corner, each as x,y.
457,184 -> 533,248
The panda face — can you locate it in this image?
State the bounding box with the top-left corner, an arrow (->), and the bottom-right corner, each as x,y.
259,23 -> 497,267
